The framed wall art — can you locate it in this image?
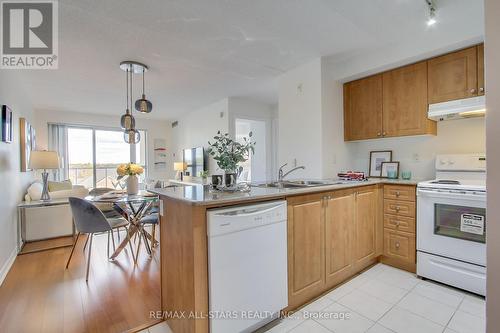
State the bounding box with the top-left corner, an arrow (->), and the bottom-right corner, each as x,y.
369,150 -> 392,177
20,118 -> 33,172
1,105 -> 12,143
381,161 -> 400,179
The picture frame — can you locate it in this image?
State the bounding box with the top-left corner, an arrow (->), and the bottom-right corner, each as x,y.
380,161 -> 400,179
1,105 -> 12,143
20,118 -> 32,172
369,150 -> 392,177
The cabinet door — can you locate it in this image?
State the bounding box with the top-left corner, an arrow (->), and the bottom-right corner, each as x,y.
383,62 -> 436,137
477,44 -> 485,95
344,74 -> 383,141
287,199 -> 325,308
325,191 -> 355,288
353,187 -> 379,269
428,47 -> 478,103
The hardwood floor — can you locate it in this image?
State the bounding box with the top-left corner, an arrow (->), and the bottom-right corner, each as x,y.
0,230 -> 161,333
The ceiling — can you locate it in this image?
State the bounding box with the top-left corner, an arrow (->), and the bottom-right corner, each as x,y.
9,0 -> 484,120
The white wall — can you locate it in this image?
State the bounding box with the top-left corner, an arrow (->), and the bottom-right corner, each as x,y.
485,0 -> 500,332
0,72 -> 35,285
33,110 -> 172,181
170,98 -> 229,174
278,58 -> 323,179
349,118 -> 486,180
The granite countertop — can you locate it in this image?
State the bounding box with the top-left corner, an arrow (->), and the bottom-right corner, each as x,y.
149,178 -> 422,206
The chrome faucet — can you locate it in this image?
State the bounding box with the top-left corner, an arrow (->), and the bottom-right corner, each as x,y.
278,163 -> 306,182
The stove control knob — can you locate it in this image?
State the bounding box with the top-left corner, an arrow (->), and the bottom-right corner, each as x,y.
439,159 -> 447,165
448,160 -> 455,165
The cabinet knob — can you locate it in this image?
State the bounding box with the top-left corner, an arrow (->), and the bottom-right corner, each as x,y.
395,221 -> 401,227
395,191 -> 401,197
395,206 -> 401,212
479,87 -> 485,93
470,88 -> 477,94
377,132 -> 381,137
395,241 -> 400,249
382,132 -> 387,136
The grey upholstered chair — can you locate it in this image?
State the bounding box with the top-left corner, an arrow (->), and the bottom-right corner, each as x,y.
66,197 -> 130,281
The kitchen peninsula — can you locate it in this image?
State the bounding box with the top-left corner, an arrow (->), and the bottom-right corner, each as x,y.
151,179 -> 418,333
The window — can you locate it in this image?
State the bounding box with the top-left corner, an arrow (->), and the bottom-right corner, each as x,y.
67,127 -> 147,189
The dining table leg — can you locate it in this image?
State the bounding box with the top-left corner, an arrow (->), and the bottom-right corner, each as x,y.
110,223 -> 139,259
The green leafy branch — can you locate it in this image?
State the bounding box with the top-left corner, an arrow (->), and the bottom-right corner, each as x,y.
207,131 -> 255,173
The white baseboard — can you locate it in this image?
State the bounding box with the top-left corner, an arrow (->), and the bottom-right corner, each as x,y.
0,248 -> 18,287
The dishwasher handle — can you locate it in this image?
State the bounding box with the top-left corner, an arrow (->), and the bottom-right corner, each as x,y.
213,203 -> 284,217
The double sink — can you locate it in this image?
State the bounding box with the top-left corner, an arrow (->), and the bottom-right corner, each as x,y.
253,180 -> 346,189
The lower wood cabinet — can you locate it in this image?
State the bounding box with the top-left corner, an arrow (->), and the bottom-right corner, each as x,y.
380,184 -> 417,273
287,194 -> 326,309
325,190 -> 355,288
287,185 -> 382,309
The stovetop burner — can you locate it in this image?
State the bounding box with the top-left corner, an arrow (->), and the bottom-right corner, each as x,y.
430,180 -> 461,185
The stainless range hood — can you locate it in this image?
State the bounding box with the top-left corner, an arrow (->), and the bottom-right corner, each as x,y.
428,96 -> 486,121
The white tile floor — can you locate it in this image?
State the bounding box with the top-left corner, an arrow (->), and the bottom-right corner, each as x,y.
143,263 -> 485,333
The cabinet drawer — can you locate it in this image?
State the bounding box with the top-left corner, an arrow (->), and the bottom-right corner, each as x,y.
384,214 -> 415,234
384,185 -> 416,201
384,200 -> 415,218
383,229 -> 416,263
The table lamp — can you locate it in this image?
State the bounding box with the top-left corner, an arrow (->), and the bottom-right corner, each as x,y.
174,162 -> 186,181
28,151 -> 60,201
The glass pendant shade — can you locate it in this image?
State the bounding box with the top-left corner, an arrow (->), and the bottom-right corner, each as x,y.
124,128 -> 140,144
120,111 -> 135,130
135,95 -> 153,113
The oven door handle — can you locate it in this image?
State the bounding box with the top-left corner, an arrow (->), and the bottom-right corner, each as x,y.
417,188 -> 486,201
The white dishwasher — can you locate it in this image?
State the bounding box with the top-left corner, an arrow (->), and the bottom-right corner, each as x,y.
207,200 -> 288,333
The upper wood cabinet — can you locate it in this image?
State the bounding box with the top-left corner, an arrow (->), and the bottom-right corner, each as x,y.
428,46 -> 478,103
344,74 -> 383,141
382,62 -> 436,137
477,44 -> 485,96
287,195 -> 325,309
344,43 -> 484,141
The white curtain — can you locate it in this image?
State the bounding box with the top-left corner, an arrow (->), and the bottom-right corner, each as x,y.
48,123 -> 69,181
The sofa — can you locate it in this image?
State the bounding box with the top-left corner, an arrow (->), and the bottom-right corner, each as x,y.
23,181 -> 89,241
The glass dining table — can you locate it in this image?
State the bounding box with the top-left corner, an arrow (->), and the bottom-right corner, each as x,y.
85,190 -> 159,261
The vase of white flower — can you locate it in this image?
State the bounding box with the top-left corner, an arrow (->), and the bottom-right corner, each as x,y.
117,163 -> 144,195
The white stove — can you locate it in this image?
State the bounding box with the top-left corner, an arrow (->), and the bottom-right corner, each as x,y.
417,154 -> 486,296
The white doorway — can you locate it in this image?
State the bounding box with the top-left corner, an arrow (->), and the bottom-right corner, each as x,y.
235,118 -> 268,182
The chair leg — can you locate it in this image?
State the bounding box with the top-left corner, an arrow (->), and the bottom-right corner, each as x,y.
86,234 -> 93,282
117,227 -> 121,241
111,229 -> 116,252
83,233 -> 89,252
66,232 -> 81,269
134,231 -> 142,264
107,231 -> 110,259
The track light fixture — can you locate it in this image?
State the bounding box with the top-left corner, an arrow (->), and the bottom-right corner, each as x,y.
426,0 -> 437,26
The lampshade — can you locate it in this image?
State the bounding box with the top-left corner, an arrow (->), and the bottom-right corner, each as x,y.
29,151 -> 59,170
174,162 -> 187,171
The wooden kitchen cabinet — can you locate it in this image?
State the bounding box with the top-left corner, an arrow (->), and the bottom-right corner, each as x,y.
353,186 -> 381,270
344,74 -> 383,141
382,62 -> 436,137
428,46 -> 479,103
324,190 -> 355,288
380,184 -> 416,273
478,44 -> 485,95
287,194 -> 325,309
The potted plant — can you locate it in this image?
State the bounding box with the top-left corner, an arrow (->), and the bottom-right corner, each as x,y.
208,131 -> 255,187
117,163 -> 144,195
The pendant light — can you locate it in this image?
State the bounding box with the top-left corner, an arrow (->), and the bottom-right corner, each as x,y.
119,61 -> 149,144
123,66 -> 140,144
120,67 -> 135,130
135,69 -> 153,113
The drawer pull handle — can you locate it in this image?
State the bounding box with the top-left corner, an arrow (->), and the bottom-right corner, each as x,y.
395,221 -> 401,227
395,241 -> 400,249
395,206 -> 401,212
395,191 -> 401,197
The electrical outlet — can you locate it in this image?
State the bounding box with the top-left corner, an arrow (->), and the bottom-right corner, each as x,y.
413,153 -> 420,162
